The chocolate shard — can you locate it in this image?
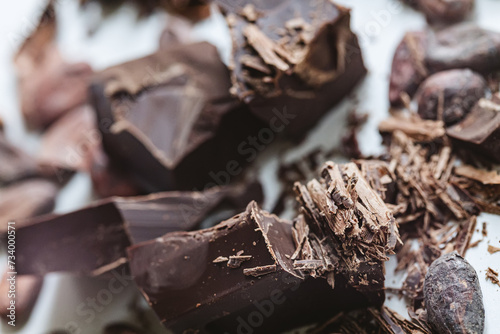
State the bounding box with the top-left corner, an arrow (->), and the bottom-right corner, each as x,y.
389,31 -> 428,106
14,1 -> 93,130
416,69 -> 488,126
0,273 -> 43,324
128,202 -> 381,333
13,184 -> 261,276
424,252 -> 484,334
368,306 -> 430,334
222,0 -> 366,138
0,179 -> 58,233
447,94 -> 500,163
416,0 -> 474,23
38,105 -> 99,174
0,135 -> 40,186
91,42 -> 265,192
425,23 -> 500,74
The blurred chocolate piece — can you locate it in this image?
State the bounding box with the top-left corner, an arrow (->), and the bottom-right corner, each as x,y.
14,1 -> 93,130
0,273 -> 43,323
0,135 -> 40,186
128,202 -> 381,334
417,0 -> 474,23
221,0 -> 366,138
389,31 -> 428,106
91,42 -> 264,192
13,184 -> 262,276
416,69 -> 488,126
159,15 -> 194,49
90,144 -> 142,198
0,179 -> 58,232
38,105 -> 99,174
447,94 -> 500,163
426,23 -> 500,74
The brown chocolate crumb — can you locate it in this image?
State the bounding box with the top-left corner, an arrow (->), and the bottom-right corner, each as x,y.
487,245 -> 500,254
486,267 -> 500,287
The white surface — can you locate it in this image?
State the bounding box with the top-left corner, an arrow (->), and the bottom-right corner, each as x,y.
0,0 -> 499,333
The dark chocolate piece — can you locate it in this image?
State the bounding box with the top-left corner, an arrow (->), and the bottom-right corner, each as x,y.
91,42 -> 265,192
13,184 -> 261,275
0,273 -> 43,323
14,1 -> 93,130
0,179 -> 58,233
389,31 -> 428,106
424,252 -> 484,334
426,23 -> 500,74
221,0 -> 366,138
128,202 -> 381,334
447,94 -> 500,163
0,135 -> 40,186
416,69 -> 488,126
416,0 -> 474,23
38,105 -> 99,173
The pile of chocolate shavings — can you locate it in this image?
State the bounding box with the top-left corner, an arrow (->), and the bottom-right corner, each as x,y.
291,162 -> 400,287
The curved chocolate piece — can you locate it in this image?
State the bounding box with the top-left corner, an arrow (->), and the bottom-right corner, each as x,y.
447,94 -> 500,163
128,202 -> 379,333
91,42 -> 265,192
222,0 -> 366,138
416,69 -> 488,126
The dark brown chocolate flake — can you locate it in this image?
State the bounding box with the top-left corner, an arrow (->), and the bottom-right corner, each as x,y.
424,252 -> 484,334
487,245 -> 500,254
242,264 -> 276,277
486,267 -> 500,287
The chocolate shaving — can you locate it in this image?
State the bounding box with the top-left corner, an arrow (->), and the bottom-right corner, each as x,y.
242,264 -> 277,277
487,245 -> 500,254
486,267 -> 500,287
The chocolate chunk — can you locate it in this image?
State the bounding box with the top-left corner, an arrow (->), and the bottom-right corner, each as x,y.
447,94 -> 500,163
424,252 -> 484,334
0,273 -> 43,323
14,1 -> 93,130
389,31 -> 428,106
91,42 -> 265,192
416,69 -> 488,126
0,179 -> 58,233
0,135 -> 40,186
426,23 -> 500,74
222,0 -> 366,138
416,0 -> 474,23
128,202 -> 382,333
13,184 -> 261,275
38,105 -> 99,174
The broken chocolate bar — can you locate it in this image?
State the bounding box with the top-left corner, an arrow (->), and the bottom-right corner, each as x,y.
424,252 -> 484,334
13,184 -> 261,276
0,179 -> 58,233
447,94 -> 500,163
220,0 -> 366,138
416,69 -> 488,126
128,202 -> 384,333
128,162 -> 398,333
91,42 -> 265,192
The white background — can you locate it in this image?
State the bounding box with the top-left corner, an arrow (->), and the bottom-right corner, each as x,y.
0,0 -> 499,333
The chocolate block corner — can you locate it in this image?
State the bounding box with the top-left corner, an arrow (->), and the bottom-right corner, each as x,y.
221,0 -> 367,138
